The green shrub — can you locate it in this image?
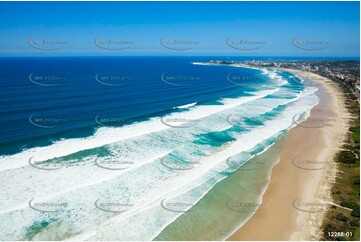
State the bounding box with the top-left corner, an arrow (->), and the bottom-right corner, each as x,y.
351,126 -> 360,144
338,151 -> 357,164
350,219 -> 360,226
340,201 -> 359,209
336,213 -> 348,222
351,207 -> 360,218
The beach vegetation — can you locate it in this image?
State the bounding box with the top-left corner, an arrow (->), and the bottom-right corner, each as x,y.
321,72 -> 360,241
351,207 -> 360,218
350,219 -> 359,226
337,151 -> 357,164
336,213 -> 349,222
340,201 -> 359,210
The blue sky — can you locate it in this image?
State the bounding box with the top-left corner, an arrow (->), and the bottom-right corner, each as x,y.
0,1 -> 359,57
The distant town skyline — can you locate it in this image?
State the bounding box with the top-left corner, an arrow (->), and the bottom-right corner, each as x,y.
0,1 -> 359,57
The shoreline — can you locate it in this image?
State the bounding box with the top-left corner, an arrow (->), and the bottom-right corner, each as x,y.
227,69 -> 350,240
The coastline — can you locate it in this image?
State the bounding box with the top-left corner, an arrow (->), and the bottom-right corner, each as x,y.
228,69 -> 350,240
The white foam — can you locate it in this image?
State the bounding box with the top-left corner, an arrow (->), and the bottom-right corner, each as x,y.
175,102 -> 197,109
0,84 -> 319,241
0,89 -> 278,173
192,62 -> 262,72
64,86 -> 319,241
0,67 -> 320,240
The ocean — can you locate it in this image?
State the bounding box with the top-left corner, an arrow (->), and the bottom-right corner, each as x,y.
0,56 -> 319,240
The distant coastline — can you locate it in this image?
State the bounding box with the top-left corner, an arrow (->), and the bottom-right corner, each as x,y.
192,60 -> 359,240
227,66 -> 359,240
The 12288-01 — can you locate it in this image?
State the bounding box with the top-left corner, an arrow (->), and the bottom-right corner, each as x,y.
328,232 -> 353,238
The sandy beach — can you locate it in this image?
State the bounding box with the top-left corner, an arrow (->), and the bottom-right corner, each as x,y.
228,69 -> 350,240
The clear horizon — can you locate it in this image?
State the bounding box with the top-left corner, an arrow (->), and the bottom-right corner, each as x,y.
0,1 -> 359,57
0,1 -> 359,241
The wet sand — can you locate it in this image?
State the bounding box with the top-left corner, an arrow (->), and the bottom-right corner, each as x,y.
228,70 -> 350,240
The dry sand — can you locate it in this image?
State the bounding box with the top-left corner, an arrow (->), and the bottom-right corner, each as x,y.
227,69 -> 350,241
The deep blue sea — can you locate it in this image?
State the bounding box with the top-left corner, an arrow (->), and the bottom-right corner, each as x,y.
0,56 -> 320,240
0,56 -> 275,155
